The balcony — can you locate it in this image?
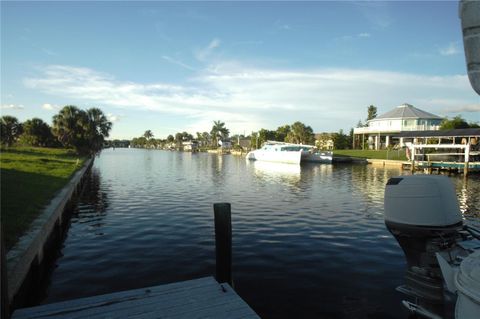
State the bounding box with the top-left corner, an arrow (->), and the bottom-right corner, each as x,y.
354,125 -> 440,134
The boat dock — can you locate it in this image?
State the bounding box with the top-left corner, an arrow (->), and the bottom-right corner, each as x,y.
12,276 -> 259,319
393,128 -> 480,175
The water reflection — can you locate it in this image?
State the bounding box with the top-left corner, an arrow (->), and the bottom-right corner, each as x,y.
72,168 -> 110,232
251,160 -> 301,179
42,149 -> 479,319
451,174 -> 480,226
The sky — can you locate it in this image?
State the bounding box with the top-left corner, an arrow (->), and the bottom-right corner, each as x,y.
1,0 -> 479,140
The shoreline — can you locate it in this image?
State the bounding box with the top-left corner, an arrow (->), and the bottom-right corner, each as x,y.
6,157 -> 93,310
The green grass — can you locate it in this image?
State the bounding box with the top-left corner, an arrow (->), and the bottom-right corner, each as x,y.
1,146 -> 86,250
333,149 -> 407,161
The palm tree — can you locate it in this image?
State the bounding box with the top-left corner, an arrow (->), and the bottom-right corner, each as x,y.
20,118 -> 54,146
144,130 -> 153,140
210,121 -> 229,146
52,105 -> 87,148
1,115 -> 22,146
53,106 -> 112,154
86,108 -> 112,153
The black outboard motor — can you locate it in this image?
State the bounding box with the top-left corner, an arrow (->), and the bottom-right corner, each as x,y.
384,175 -> 464,318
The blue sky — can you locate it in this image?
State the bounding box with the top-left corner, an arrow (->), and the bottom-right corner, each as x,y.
1,1 -> 479,139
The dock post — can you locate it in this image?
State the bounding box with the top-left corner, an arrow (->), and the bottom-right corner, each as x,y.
213,203 -> 233,287
1,223 -> 10,319
464,144 -> 470,177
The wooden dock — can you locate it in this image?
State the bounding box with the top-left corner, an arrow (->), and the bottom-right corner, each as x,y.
11,277 -> 260,319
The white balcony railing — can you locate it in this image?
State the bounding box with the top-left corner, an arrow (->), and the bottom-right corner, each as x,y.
353,125 -> 440,134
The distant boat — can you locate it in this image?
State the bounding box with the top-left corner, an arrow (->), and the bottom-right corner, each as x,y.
246,141 -> 333,164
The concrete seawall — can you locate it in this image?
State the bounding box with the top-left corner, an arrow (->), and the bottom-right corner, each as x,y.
366,159 -> 409,168
6,157 -> 94,309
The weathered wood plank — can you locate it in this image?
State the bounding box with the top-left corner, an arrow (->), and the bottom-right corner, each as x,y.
12,277 -> 260,319
54,283 -> 237,319
13,277 -> 213,317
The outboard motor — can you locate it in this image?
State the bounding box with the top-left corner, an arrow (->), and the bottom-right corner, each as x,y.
384,175 -> 464,318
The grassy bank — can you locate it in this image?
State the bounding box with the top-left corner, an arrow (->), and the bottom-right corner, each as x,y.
333,149 -> 407,161
1,147 -> 86,250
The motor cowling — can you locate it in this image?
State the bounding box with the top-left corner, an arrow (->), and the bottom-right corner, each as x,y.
385,175 -> 462,228
384,175 -> 464,317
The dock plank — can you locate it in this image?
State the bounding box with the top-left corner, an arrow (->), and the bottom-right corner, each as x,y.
12,277 -> 259,319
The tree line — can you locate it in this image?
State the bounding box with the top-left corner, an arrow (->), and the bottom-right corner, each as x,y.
1,106 -> 112,155
131,120 -> 231,149
129,119 -> 355,151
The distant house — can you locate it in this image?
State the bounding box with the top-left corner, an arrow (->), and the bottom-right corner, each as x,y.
218,139 -> 232,149
353,103 -> 443,150
182,140 -> 199,152
238,138 -> 251,150
315,133 -> 334,150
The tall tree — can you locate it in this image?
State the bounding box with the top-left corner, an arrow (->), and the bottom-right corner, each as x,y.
258,129 -> 276,146
275,125 -> 291,141
175,132 -> 183,145
285,121 -> 315,144
52,105 -> 87,150
143,130 -> 153,140
86,108 -> 112,153
52,105 -> 111,154
1,116 -> 22,146
440,115 -> 477,130
19,118 -> 54,146
366,105 -> 377,122
332,129 -> 349,150
250,132 -> 259,149
210,121 -> 229,146
166,135 -> 174,143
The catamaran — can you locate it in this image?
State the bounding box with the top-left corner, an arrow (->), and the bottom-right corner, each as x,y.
246,141 -> 333,164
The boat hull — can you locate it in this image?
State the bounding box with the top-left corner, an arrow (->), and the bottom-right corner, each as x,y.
246,150 -> 302,164
302,151 -> 333,163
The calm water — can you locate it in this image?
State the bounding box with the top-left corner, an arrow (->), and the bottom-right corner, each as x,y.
43,149 -> 480,319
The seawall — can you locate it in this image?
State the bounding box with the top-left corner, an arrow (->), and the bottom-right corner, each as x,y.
5,157 -> 94,310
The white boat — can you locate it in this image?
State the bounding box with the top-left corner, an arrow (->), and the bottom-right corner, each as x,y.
246,141 -> 332,164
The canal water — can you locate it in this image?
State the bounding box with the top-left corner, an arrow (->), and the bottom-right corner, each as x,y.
42,149 -> 479,319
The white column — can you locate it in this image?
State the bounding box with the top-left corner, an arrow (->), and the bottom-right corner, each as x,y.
386,135 -> 390,148
375,135 -> 379,150
400,137 -> 404,147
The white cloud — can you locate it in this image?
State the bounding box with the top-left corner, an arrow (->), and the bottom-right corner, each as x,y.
358,32 -> 371,38
195,38 -> 221,61
442,104 -> 480,113
439,42 -> 460,56
354,2 -> 393,29
24,64 -> 478,134
162,56 -> 196,71
42,48 -> 59,56
1,104 -> 24,110
107,113 -> 121,123
42,103 -> 60,111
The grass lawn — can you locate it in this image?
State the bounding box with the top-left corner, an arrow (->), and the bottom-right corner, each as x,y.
333,149 -> 407,161
1,146 -> 86,250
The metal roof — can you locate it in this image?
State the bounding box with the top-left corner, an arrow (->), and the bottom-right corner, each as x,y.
370,103 -> 443,121
392,128 -> 480,138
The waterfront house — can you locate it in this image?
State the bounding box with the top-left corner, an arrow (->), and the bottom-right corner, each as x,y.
218,139 -> 232,149
353,103 -> 443,150
315,133 -> 334,150
182,140 -> 199,152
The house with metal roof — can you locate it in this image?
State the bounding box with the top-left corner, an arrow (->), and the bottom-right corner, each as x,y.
353,103 -> 444,150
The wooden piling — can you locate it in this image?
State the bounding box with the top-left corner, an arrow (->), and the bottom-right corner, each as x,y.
213,203 -> 233,287
1,223 -> 10,319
